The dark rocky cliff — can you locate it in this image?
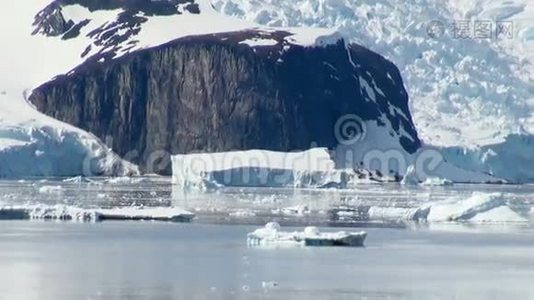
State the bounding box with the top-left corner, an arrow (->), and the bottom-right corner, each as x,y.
30,30 -> 420,174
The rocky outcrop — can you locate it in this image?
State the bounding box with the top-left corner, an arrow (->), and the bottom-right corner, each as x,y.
30,29 -> 420,174
32,2 -> 74,37
33,0 -> 200,44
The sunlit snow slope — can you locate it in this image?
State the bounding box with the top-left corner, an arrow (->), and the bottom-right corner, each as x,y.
0,1 -> 139,177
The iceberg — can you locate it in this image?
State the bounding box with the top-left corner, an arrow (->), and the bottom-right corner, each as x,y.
427,193 -> 528,224
246,222 -> 367,247
38,185 -> 64,194
172,148 -> 330,190
400,165 -> 419,186
171,148 -> 394,190
337,193 -> 529,225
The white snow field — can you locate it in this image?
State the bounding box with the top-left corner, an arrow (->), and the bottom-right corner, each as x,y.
212,0 -> 534,183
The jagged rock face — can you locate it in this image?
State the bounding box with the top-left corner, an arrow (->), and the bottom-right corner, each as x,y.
58,0 -> 199,15
33,0 -> 200,43
30,31 -> 421,174
32,2 -> 74,37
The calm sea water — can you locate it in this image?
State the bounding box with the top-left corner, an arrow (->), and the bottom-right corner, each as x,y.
1,178 -> 534,299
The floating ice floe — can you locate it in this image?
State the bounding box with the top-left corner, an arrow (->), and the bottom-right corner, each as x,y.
62,176 -> 98,184
359,193 -> 529,224
247,222 -> 367,247
104,177 -> 148,184
400,165 -> 419,186
261,281 -> 279,290
401,165 -> 456,186
37,185 -> 64,194
279,204 -> 310,216
0,205 -> 194,223
228,209 -> 256,217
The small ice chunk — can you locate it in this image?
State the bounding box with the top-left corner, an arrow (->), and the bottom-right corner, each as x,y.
400,165 -> 419,185
421,177 -> 453,186
38,185 -> 64,194
281,204 -> 310,216
265,222 -> 281,231
105,177 -> 145,184
304,226 -> 320,236
229,209 -> 256,217
262,281 -> 279,290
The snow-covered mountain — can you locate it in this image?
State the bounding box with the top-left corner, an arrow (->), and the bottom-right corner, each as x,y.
212,0 -> 534,182
26,0 -> 421,175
